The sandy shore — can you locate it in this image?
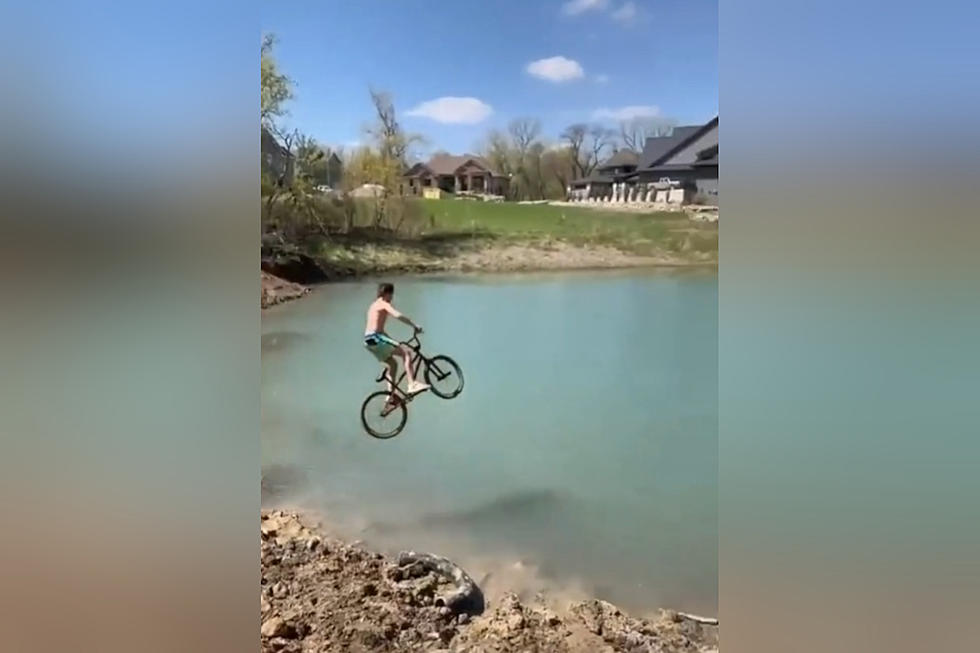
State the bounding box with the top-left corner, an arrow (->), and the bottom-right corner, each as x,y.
261,509 -> 719,652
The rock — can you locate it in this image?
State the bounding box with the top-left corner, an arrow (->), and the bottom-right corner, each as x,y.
540,608 -> 561,627
306,537 -> 321,552
386,567 -> 404,582
414,574 -> 438,596
457,613 -> 470,626
505,612 -> 525,632
360,582 -> 377,597
272,582 -> 288,598
261,617 -> 297,639
397,551 -> 485,616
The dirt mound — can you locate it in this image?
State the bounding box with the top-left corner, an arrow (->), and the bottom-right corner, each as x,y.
260,509 -> 719,652
261,272 -> 310,309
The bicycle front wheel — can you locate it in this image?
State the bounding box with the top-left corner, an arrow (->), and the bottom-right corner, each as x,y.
424,355 -> 464,399
360,391 -> 407,439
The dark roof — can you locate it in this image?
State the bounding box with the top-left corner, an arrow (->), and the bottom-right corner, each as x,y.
598,149 -> 639,170
643,117 -> 718,175
407,153 -> 503,177
638,126 -> 701,170
638,117 -> 720,171
261,126 -> 288,156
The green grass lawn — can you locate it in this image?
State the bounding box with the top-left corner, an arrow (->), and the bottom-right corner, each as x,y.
416,198 -> 717,256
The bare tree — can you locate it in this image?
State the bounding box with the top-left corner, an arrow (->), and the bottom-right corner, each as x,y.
477,129 -> 515,198
587,125 -> 616,174
560,124 -> 588,179
366,88 -> 423,165
505,118 -> 542,200
619,116 -> 677,151
561,123 -> 615,179
508,118 -> 541,158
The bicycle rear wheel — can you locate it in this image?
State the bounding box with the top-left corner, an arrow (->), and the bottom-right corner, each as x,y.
424,355 -> 464,399
360,391 -> 407,439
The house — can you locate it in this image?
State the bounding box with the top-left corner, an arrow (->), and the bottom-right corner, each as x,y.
633,116 -> 718,205
566,116 -> 718,206
404,153 -> 510,197
567,148 -> 639,200
261,126 -> 294,185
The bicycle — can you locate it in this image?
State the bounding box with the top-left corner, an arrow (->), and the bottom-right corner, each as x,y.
359,334 -> 464,439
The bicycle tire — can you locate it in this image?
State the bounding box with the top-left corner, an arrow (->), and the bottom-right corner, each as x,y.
424,355 -> 464,399
360,391 -> 408,439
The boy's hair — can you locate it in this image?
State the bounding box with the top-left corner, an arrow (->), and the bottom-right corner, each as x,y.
377,282 -> 394,297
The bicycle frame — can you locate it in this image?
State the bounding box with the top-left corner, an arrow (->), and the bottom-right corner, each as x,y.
374,334 -> 436,400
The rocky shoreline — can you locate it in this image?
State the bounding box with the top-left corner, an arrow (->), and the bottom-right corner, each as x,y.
261,509 -> 719,652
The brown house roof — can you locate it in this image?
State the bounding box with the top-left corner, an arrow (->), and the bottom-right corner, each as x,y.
406,153 -> 504,178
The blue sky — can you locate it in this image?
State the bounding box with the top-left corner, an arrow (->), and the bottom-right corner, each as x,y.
263,0 -> 717,156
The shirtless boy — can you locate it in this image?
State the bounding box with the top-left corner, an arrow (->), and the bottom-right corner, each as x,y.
363,282 -> 430,396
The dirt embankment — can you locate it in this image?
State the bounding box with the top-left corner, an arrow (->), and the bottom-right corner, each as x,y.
262,271 -> 310,309
331,240 -> 713,276
260,510 -> 719,653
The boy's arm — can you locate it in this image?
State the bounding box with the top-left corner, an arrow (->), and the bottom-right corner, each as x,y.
382,302 -> 423,332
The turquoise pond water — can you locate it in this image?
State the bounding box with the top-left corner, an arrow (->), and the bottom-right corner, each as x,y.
261,269 -> 718,615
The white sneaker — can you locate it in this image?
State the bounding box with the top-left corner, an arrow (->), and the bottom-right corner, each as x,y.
407,381 -> 430,395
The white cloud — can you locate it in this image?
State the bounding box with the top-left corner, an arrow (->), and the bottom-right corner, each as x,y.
592,105 -> 662,121
405,97 -> 493,124
526,56 -> 585,83
562,0 -> 609,15
594,73 -> 610,84
611,2 -> 638,24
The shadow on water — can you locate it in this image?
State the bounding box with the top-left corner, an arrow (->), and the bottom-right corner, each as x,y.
262,331 -> 314,353
261,463 -> 310,506
364,488 -> 567,535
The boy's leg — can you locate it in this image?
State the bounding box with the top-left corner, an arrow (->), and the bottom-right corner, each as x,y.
398,345 -> 416,383
399,344 -> 429,393
384,358 -> 397,393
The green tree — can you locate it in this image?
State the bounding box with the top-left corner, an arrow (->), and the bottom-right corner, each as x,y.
261,34 -> 294,129
365,89 -> 423,167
